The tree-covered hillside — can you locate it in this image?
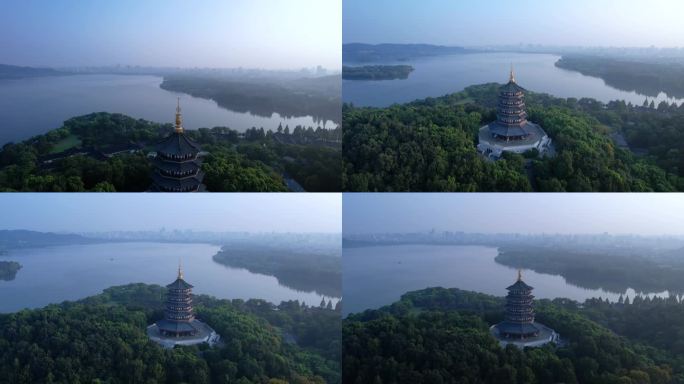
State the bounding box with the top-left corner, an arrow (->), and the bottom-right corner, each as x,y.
343,287 -> 684,384
0,283 -> 341,384
0,112 -> 341,192
342,84 -> 683,191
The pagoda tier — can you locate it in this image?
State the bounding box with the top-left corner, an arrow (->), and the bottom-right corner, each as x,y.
488,67 -> 532,140
151,99 -> 206,192
156,265 -> 198,337
497,270 -> 540,339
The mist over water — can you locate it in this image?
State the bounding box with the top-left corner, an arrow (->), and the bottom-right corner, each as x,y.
343,53 -> 684,108
0,74 -> 336,145
0,242 -> 339,313
343,245 -> 669,316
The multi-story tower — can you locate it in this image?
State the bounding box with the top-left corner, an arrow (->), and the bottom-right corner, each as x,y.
477,67 -> 552,158
492,68 -> 530,140
157,264 -> 198,337
499,269 -> 538,339
490,270 -> 559,347
151,99 -> 205,192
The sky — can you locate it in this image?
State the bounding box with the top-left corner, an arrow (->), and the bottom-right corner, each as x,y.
0,194 -> 341,233
1,0 -> 341,69
343,0 -> 684,47
343,194 -> 684,236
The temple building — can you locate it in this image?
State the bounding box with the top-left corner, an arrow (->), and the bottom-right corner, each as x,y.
490,270 -> 559,348
147,263 -> 219,348
477,67 -> 552,159
150,99 -> 206,192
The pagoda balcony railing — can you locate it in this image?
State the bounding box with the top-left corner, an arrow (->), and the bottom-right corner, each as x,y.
498,111 -> 526,118
167,297 -> 193,303
506,313 -> 535,318
501,92 -> 523,97
161,170 -> 199,178
499,98 -> 525,105
506,309 -> 534,314
168,287 -> 192,292
506,296 -> 534,301
167,306 -> 193,311
498,104 -> 525,110
161,185 -> 201,192
157,170 -> 204,181
167,305 -> 193,311
498,118 -> 526,125
159,153 -> 198,161
506,305 -> 533,310
499,99 -> 524,105
506,300 -> 534,305
166,314 -> 194,320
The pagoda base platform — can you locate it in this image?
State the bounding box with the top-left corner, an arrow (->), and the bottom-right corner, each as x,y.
147,319 -> 220,349
489,322 -> 559,348
477,122 -> 552,159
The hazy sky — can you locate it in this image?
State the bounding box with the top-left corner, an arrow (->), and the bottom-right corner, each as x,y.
0,194 -> 341,233
343,0 -> 684,47
344,194 -> 684,236
1,0 -> 341,69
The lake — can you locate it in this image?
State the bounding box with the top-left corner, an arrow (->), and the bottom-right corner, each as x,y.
0,74 -> 336,145
0,242 -> 339,313
343,52 -> 684,108
342,244 -> 668,316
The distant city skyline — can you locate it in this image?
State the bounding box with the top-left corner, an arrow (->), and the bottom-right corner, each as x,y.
344,0 -> 684,48
0,194 -> 341,233
1,0 -> 341,69
343,194 -> 684,236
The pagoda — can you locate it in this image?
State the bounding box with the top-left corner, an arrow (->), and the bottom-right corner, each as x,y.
147,263 -> 219,348
157,263 -> 198,337
477,66 -> 551,158
150,98 -> 206,192
490,270 -> 558,348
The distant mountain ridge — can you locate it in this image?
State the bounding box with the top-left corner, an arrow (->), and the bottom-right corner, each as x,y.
0,64 -> 66,79
343,43 -> 474,63
0,230 -> 96,250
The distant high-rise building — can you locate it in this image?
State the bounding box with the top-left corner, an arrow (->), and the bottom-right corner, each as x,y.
477,66 -> 552,159
150,99 -> 205,192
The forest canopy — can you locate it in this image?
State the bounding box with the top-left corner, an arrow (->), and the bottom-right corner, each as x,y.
343,287 -> 684,384
0,112 -> 341,192
0,283 -> 341,384
342,84 -> 683,192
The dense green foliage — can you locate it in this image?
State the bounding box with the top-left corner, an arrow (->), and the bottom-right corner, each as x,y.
556,56 -> 684,98
213,245 -> 341,297
570,98 -> 684,179
0,260 -> 21,280
342,84 -> 682,191
0,283 -> 340,384
0,112 -> 341,191
160,75 -> 341,124
342,66 -> 414,81
496,245 -> 684,294
343,287 -> 683,384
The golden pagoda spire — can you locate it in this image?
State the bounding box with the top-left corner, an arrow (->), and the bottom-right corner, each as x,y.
517,268 -> 522,281
178,259 -> 184,280
509,63 -> 515,83
174,97 -> 184,133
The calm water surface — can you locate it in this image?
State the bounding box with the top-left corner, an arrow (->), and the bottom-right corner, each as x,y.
343,245 -> 668,316
0,242 -> 338,313
0,74 -> 336,145
343,52 -> 684,108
